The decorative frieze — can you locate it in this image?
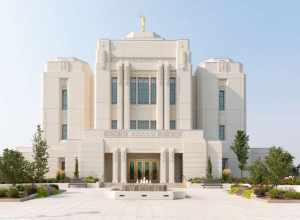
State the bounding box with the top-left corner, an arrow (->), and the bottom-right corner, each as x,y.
104,130 -> 183,138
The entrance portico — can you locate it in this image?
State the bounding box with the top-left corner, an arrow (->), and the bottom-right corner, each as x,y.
109,149 -> 179,184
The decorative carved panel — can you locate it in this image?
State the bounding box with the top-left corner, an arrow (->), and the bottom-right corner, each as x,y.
104,130 -> 183,138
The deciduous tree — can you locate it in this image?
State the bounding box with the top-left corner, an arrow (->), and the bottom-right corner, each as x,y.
265,146 -> 294,186
231,130 -> 249,177
32,125 -> 49,182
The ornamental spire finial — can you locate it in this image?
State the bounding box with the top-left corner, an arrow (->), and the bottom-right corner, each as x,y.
140,16 -> 145,32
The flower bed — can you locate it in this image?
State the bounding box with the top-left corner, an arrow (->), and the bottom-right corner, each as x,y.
229,184 -> 300,202
0,184 -> 63,202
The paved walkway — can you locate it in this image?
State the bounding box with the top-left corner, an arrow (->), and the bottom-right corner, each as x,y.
0,188 -> 300,220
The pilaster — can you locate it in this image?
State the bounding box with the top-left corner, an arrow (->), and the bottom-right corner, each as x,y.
156,64 -> 164,129
121,147 -> 127,183
168,147 -> 174,183
164,63 -> 170,129
160,148 -> 167,183
112,148 -> 119,183
124,63 -> 131,129
117,63 -> 123,129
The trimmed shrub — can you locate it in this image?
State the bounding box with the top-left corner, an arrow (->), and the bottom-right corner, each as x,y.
7,187 -> 20,198
16,185 -> 25,192
37,186 -> 48,198
84,176 -> 98,183
47,186 -> 59,195
188,177 -> 205,184
242,189 -> 254,199
229,184 -> 250,196
49,184 -> 59,191
0,188 -> 8,197
267,188 -> 285,199
284,191 -> 300,199
253,186 -> 271,198
24,185 -> 37,196
229,186 -> 239,194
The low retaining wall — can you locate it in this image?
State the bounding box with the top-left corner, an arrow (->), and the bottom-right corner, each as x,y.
120,184 -> 167,191
0,182 -> 99,189
278,185 -> 300,192
105,189 -> 186,200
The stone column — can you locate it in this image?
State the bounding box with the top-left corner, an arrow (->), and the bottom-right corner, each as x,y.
156,64 -> 164,129
99,140 -> 105,181
168,147 -> 174,184
124,63 -> 130,129
117,63 -> 123,129
164,64 -> 170,129
112,148 -> 119,183
120,147 -> 127,183
160,148 -> 167,183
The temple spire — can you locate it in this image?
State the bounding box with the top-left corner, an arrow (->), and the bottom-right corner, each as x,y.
140,16 -> 145,32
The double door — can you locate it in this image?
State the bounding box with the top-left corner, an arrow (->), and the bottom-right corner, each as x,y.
128,159 -> 159,183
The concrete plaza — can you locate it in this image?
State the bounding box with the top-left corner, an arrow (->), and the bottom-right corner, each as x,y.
0,187 -> 299,220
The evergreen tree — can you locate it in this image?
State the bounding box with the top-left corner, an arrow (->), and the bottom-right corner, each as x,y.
207,157 -> 213,179
74,157 -> 79,178
32,125 -> 49,182
231,130 -> 249,177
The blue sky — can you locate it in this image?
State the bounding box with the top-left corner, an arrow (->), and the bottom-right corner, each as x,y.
0,0 -> 299,163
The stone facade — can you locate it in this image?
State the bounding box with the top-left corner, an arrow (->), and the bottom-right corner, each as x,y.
19,29 -> 249,182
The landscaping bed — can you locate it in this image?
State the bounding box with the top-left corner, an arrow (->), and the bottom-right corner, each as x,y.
229,184 -> 300,203
0,184 -> 63,202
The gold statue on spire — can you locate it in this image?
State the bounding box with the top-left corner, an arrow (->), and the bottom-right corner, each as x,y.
140,16 -> 145,32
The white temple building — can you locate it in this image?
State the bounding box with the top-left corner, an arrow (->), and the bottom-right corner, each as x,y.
18,19 -> 263,183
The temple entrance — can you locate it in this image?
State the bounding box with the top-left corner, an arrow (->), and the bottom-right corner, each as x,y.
127,159 -> 159,183
127,153 -> 160,183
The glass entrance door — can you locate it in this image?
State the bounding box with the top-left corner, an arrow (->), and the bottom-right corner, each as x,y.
127,159 -> 159,183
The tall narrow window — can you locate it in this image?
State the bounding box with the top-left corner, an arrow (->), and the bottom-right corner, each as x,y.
130,120 -> 137,129
111,77 -> 117,104
150,120 -> 156,129
170,120 -> 176,130
219,89 -> 225,111
58,157 -> 65,171
170,77 -> 176,105
111,120 -> 117,129
219,125 -> 225,140
62,89 -> 68,110
130,77 -> 137,104
61,124 -> 67,140
138,78 -> 149,104
150,77 -> 156,104
138,120 -> 149,129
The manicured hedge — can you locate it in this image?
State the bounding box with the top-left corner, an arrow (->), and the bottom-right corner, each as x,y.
267,188 -> 300,200
230,185 -> 300,200
0,184 -> 60,199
